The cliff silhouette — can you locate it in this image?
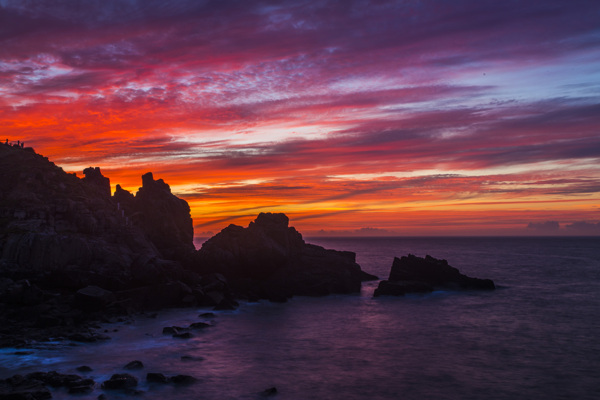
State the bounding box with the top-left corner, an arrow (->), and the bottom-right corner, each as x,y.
0,143 -> 376,343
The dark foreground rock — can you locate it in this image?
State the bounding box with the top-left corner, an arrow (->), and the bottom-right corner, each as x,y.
0,371 -> 95,399
1,144 -> 376,345
0,144 -> 232,344
193,212 -> 377,300
374,254 -> 495,296
102,373 -> 138,390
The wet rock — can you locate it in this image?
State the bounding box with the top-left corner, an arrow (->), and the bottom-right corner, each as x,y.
374,254 -> 495,296
189,322 -> 211,329
199,312 -> 215,318
0,374 -> 52,400
69,385 -> 94,394
75,285 -> 115,311
262,386 -> 278,396
180,355 -> 205,362
213,297 -> 239,310
162,326 -> 188,335
124,360 -> 144,370
25,371 -> 81,388
173,332 -> 193,339
68,332 -> 111,343
194,213 -> 377,300
373,280 -> 433,296
102,373 -> 138,389
146,373 -> 169,384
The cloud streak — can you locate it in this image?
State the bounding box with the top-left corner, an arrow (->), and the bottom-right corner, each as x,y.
1,0 -> 599,235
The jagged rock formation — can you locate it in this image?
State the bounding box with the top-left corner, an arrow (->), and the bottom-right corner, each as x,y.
0,144 -> 217,340
123,172 -> 195,260
374,254 -> 495,296
194,212 -> 377,301
1,143 -> 377,344
82,166 -> 111,199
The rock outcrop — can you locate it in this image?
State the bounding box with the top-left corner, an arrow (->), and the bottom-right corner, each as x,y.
129,172 -> 195,260
0,144 -> 222,341
1,143 -> 377,344
374,254 -> 495,296
194,212 -> 377,300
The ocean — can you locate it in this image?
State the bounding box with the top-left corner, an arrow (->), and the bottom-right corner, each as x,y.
1,236 -> 599,399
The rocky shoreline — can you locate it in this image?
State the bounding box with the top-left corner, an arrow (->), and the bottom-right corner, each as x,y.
1,143 -> 496,399
1,143 -> 379,348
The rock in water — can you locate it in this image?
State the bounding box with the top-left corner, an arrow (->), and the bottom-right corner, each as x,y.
102,373 -> 138,389
123,360 -> 144,370
194,212 -> 377,300
374,254 -> 495,296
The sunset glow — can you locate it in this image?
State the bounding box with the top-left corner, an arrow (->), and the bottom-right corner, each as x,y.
2,0 -> 599,237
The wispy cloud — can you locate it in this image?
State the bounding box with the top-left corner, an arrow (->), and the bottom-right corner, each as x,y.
1,0 -> 599,235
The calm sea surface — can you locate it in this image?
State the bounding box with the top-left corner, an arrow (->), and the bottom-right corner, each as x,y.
2,237 -> 599,399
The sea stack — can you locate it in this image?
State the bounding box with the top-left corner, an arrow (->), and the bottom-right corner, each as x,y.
374,254 -> 495,296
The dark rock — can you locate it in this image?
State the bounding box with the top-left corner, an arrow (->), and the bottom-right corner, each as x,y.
75,285 -> 115,311
24,371 -> 91,389
169,375 -> 197,385
124,360 -> 144,370
180,355 -> 205,362
173,332 -> 193,339
162,326 -> 188,335
373,280 -> 433,296
82,167 -> 111,199
193,212 -> 376,300
68,332 -> 111,343
69,385 -> 94,394
374,254 -> 495,296
101,373 -> 138,390
213,296 -> 239,310
189,322 -> 211,329
146,373 -> 169,383
0,374 -> 52,400
262,387 -> 278,396
76,366 -> 93,372
0,375 -> 52,400
134,172 -> 195,259
199,312 -> 215,318
0,145 -> 208,340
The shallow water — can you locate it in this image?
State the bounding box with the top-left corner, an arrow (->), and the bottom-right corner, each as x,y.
2,237 -> 599,399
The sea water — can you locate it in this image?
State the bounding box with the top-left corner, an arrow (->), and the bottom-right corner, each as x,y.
1,237 -> 599,399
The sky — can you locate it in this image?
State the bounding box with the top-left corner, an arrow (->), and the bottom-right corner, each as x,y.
1,0 -> 599,237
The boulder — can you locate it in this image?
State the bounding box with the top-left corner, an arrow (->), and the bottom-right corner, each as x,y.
0,374 -> 52,400
75,285 -> 115,310
102,373 -> 138,390
194,212 -> 377,300
124,360 -> 144,370
374,254 -> 495,296
146,373 -> 169,383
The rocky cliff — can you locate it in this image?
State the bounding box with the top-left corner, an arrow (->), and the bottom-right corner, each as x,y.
0,144 -> 212,342
0,143 -> 377,343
